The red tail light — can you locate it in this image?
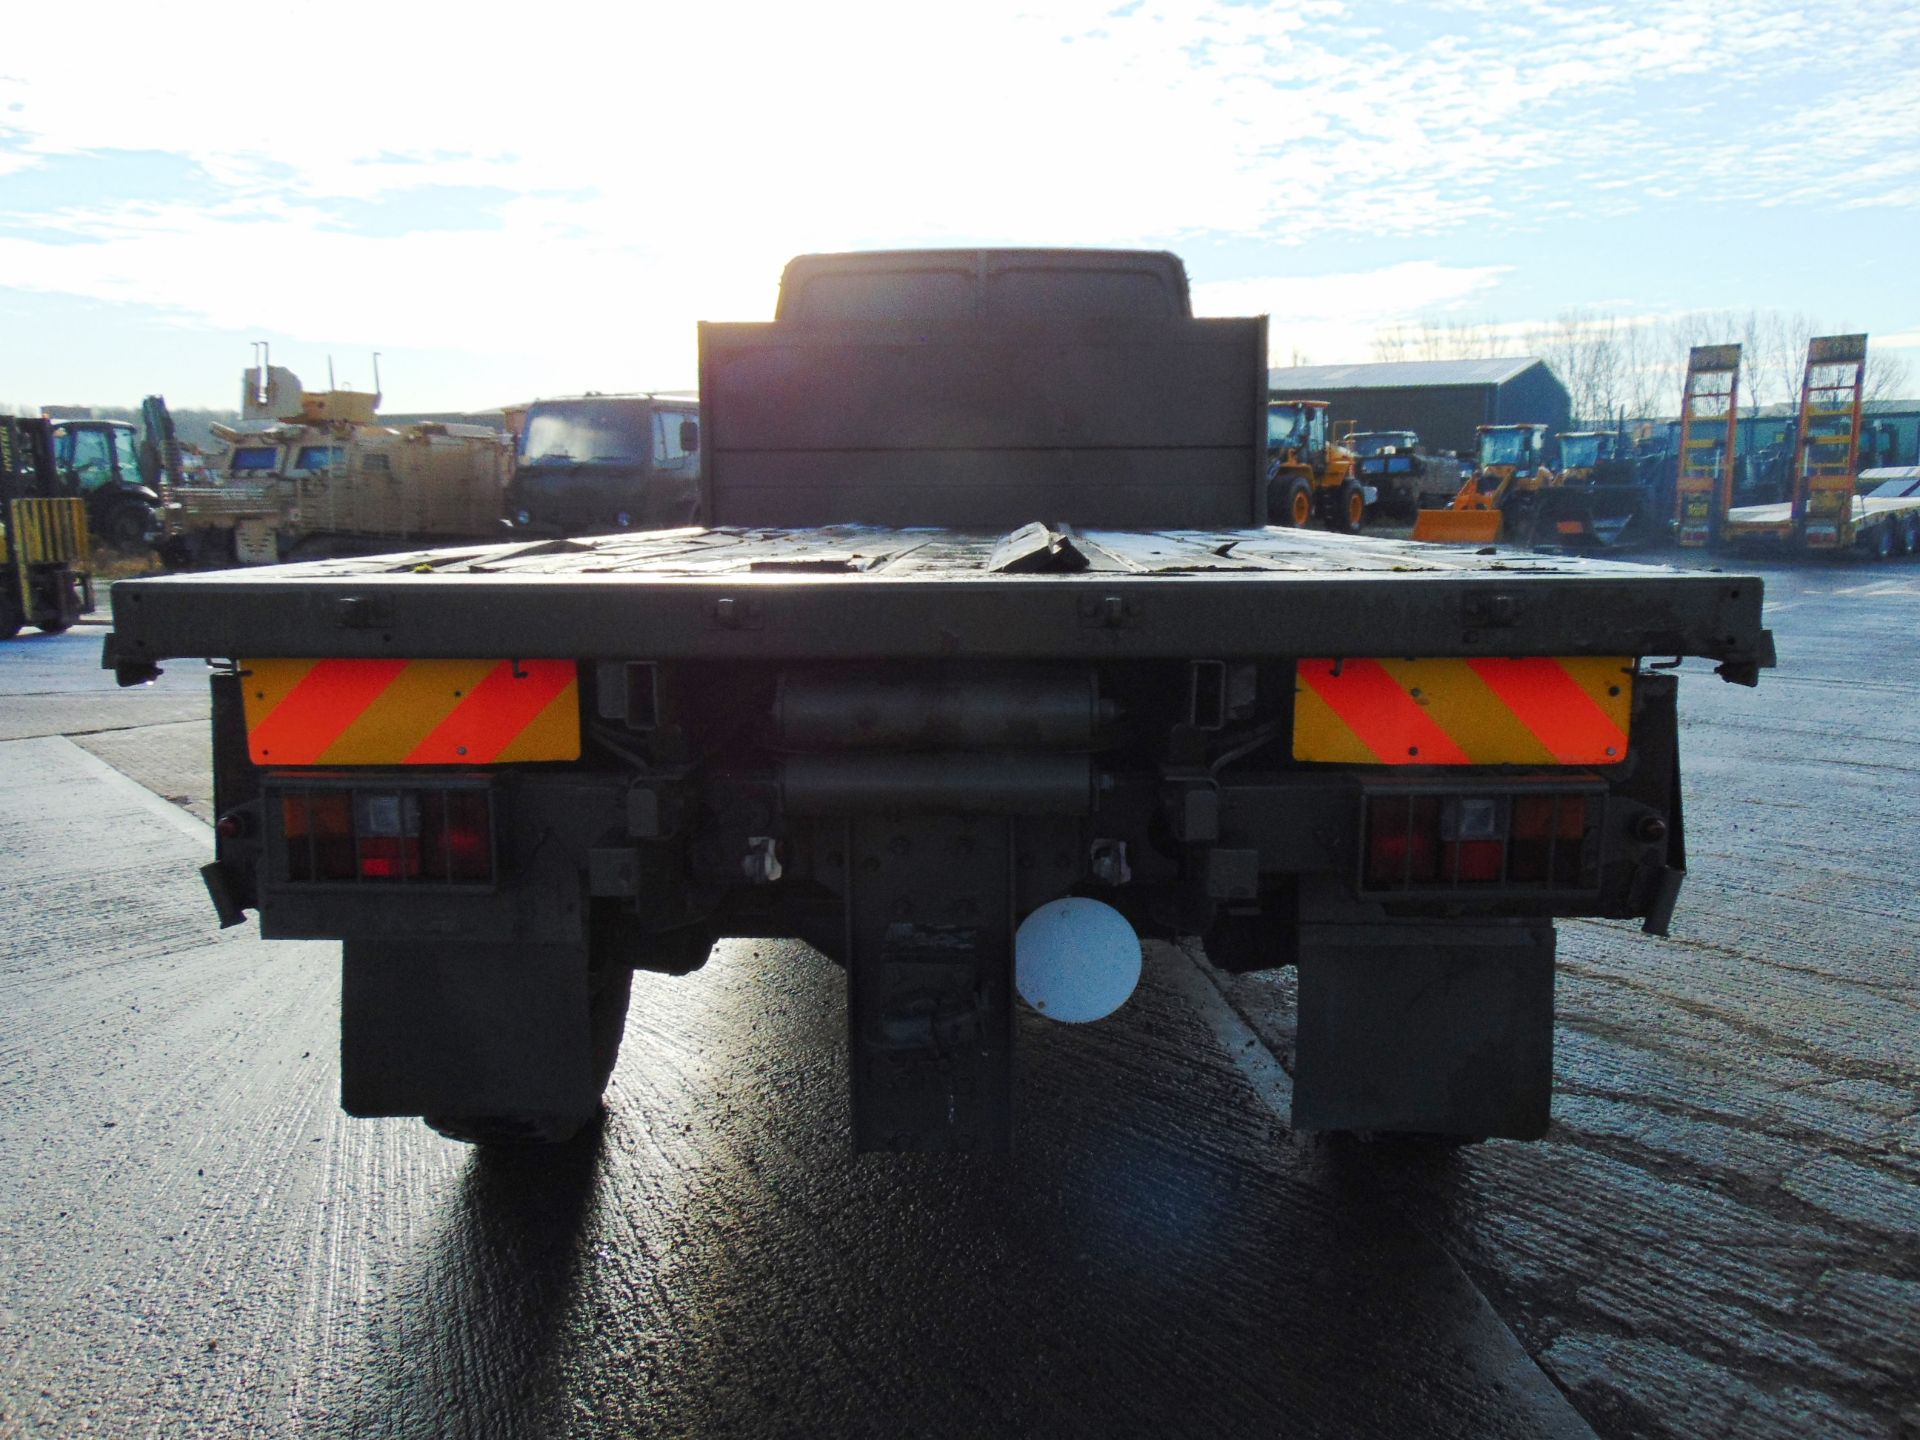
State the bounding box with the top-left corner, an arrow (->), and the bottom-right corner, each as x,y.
281,792 -> 354,881
1363,787 -> 1597,893
273,782 -> 494,886
421,789 -> 494,883
1364,795 -> 1439,886
1510,794 -> 1588,884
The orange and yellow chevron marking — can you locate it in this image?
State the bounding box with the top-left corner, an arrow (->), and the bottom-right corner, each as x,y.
240,659 -> 579,765
1294,657 -> 1632,766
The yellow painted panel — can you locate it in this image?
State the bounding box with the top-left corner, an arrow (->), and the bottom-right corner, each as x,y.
493,680 -> 584,763
240,659 -> 319,731
1293,658 -> 1634,766
239,658 -> 579,765
1557,657 -> 1636,718
1374,658 -> 1553,765
318,659 -> 498,764
1292,679 -> 1378,763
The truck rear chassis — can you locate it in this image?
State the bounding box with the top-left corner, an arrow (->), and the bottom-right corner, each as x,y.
112,525 -> 1768,1152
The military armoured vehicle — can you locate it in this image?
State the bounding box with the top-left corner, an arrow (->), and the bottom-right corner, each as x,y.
165,364 -> 511,568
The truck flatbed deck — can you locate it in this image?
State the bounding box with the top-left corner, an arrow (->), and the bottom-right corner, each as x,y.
110,524 -> 1771,676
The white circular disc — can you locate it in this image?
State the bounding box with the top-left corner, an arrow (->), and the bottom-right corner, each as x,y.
1015,897 -> 1142,1024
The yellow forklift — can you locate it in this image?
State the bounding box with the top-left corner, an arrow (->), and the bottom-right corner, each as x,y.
1411,423 -> 1553,543
1,414 -> 93,639
1266,399 -> 1367,531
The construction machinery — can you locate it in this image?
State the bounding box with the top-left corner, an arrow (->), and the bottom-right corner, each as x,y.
1716,335 -> 1915,558
1411,423 -> 1552,543
1346,431 -> 1458,518
138,395 -> 189,496
43,415 -> 166,551
1523,429 -> 1669,551
1673,345 -> 1742,548
1265,400 -> 1367,531
165,361 -> 513,568
1,414 -> 93,639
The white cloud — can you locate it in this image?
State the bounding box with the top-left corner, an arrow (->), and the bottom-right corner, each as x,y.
1193,261 -> 1510,363
0,0 -> 1915,405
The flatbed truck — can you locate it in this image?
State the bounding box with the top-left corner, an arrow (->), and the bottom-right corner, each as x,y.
106,249 -> 1774,1154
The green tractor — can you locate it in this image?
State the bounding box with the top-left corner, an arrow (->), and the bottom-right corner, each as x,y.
45,415 -> 164,551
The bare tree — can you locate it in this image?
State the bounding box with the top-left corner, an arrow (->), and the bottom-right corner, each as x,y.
1758,311 -> 1817,414
1524,309 -> 1633,427
1864,351 -> 1913,406
1370,326 -> 1410,363
1617,320 -> 1666,421
1366,307 -> 1914,424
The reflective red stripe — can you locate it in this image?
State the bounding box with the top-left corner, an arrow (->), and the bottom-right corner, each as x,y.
247,659 -> 409,764
404,661 -> 576,764
1298,659 -> 1473,765
1466,658 -> 1627,763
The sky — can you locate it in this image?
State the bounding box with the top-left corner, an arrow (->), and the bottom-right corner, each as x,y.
2,0 -> 1917,413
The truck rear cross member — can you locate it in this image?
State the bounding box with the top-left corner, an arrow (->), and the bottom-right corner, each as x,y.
108,248 -> 1772,1155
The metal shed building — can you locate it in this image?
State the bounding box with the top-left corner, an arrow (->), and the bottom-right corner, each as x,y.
1267,358 -> 1573,462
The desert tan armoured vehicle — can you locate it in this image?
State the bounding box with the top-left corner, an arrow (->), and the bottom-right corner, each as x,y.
165,363 -> 512,568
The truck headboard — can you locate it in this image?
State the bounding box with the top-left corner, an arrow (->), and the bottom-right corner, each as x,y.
697,315 -> 1269,530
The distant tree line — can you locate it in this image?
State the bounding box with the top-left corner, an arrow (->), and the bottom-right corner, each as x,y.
0,404 -> 241,452
1369,312 -> 1914,428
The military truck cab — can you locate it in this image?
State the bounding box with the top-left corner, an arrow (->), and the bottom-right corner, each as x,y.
506,395 -> 702,538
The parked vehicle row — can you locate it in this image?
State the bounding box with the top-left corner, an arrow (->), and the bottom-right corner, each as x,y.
160,368 -> 705,568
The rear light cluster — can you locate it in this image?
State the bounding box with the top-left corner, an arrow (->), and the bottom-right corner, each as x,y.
274,783 -> 495,886
1363,789 -> 1598,893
